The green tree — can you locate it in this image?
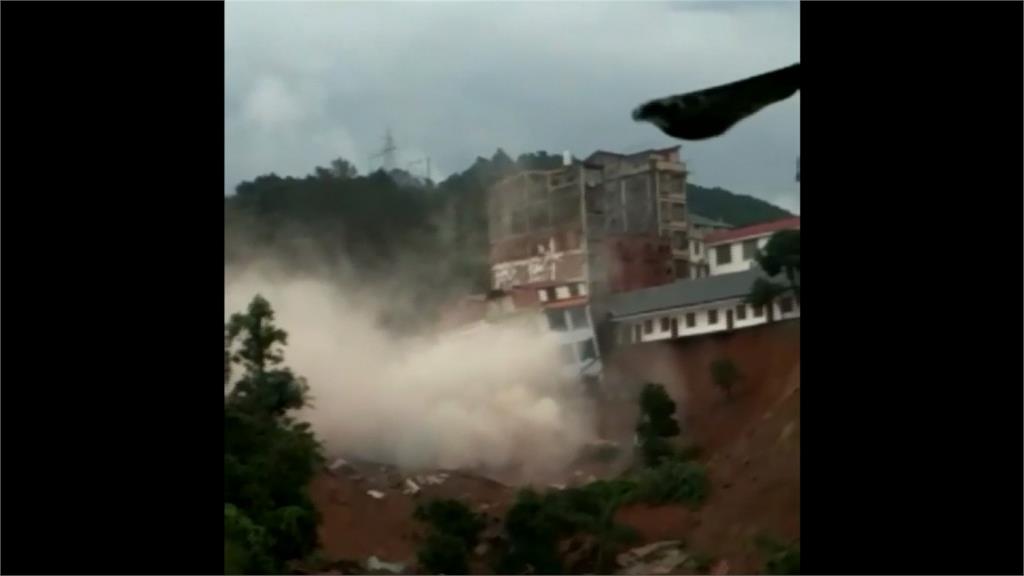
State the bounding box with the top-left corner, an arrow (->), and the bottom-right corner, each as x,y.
224,296 -> 324,574
419,531 -> 471,575
415,499 -> 486,548
636,383 -> 681,467
756,229 -> 800,304
710,358 -> 741,401
747,277 -> 788,323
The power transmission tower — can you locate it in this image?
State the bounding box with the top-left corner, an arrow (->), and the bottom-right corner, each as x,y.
370,128 -> 398,172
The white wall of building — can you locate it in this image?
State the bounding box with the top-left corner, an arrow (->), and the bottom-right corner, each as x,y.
618,295 -> 800,345
708,235 -> 770,276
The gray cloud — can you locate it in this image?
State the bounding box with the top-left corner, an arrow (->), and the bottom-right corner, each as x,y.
226,1 -> 800,213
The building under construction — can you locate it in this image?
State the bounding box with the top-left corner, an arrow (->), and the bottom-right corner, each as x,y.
481,146 -> 690,374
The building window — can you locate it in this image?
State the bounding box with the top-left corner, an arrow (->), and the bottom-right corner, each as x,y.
578,283 -> 588,296
579,339 -> 597,362
644,319 -> 653,334
685,312 -> 696,328
634,324 -> 642,341
707,309 -> 718,325
660,317 -> 670,332
546,309 -> 567,331
742,239 -> 758,260
753,305 -> 764,318
538,289 -> 549,302
780,297 -> 795,314
555,286 -> 571,300
568,306 -> 589,329
560,344 -> 576,365
670,203 -> 686,221
715,244 -> 732,265
736,304 -> 747,320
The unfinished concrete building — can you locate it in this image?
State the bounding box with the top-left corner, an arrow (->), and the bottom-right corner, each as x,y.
485,146 -> 690,372
487,146 -> 690,294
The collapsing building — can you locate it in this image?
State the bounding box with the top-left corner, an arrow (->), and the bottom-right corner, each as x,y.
483,146 -> 692,379
440,145 -> 799,384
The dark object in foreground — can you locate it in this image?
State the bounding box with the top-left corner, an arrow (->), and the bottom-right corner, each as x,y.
632,63 -> 800,140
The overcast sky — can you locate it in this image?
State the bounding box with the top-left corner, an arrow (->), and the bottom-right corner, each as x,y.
226,1 -> 800,213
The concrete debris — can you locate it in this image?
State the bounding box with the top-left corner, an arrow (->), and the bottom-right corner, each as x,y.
366,490 -> 386,500
402,478 -> 421,496
419,473 -> 448,486
365,556 -> 405,574
548,483 -> 566,491
617,541 -> 689,575
328,458 -> 349,471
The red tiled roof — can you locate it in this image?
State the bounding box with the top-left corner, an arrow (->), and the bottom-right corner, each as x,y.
704,216 -> 800,245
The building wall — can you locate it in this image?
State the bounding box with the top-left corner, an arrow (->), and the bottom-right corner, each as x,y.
708,235 -> 771,276
605,235 -> 674,294
616,294 -> 800,345
540,303 -> 602,378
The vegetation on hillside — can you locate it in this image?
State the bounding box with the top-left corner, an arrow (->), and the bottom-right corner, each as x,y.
493,383 -> 707,574
224,296 -> 324,574
415,499 -> 486,574
688,183 -> 793,227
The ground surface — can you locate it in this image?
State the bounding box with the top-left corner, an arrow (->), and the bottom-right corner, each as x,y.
308,320 -> 800,574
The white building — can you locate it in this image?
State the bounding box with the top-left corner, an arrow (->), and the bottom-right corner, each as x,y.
704,216 -> 800,276
608,267 -> 800,345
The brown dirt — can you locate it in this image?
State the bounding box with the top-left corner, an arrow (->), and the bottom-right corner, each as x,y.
607,320 -> 801,574
310,461 -> 519,570
308,321 -> 799,574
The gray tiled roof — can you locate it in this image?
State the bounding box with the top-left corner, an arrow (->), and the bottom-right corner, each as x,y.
607,267 -> 790,319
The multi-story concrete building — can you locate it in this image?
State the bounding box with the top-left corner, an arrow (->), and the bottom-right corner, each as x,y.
483,146 -> 690,378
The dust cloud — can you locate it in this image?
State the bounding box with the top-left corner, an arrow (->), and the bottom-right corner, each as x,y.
226,265 -> 598,484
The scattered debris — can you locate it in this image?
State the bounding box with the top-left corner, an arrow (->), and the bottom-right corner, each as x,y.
548,483 -> 566,491
418,474 -> 448,486
402,478 -> 421,496
365,556 -> 405,574
366,490 -> 386,500
616,541 -> 689,575
329,458 -> 350,471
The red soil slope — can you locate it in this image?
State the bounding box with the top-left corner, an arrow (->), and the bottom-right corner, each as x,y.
608,320 -> 801,574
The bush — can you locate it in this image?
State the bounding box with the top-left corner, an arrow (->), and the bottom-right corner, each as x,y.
636,383 -> 682,467
687,551 -> 715,574
630,458 -> 709,506
710,358 -> 741,400
756,535 -> 800,575
418,531 -> 470,575
415,499 -> 486,548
